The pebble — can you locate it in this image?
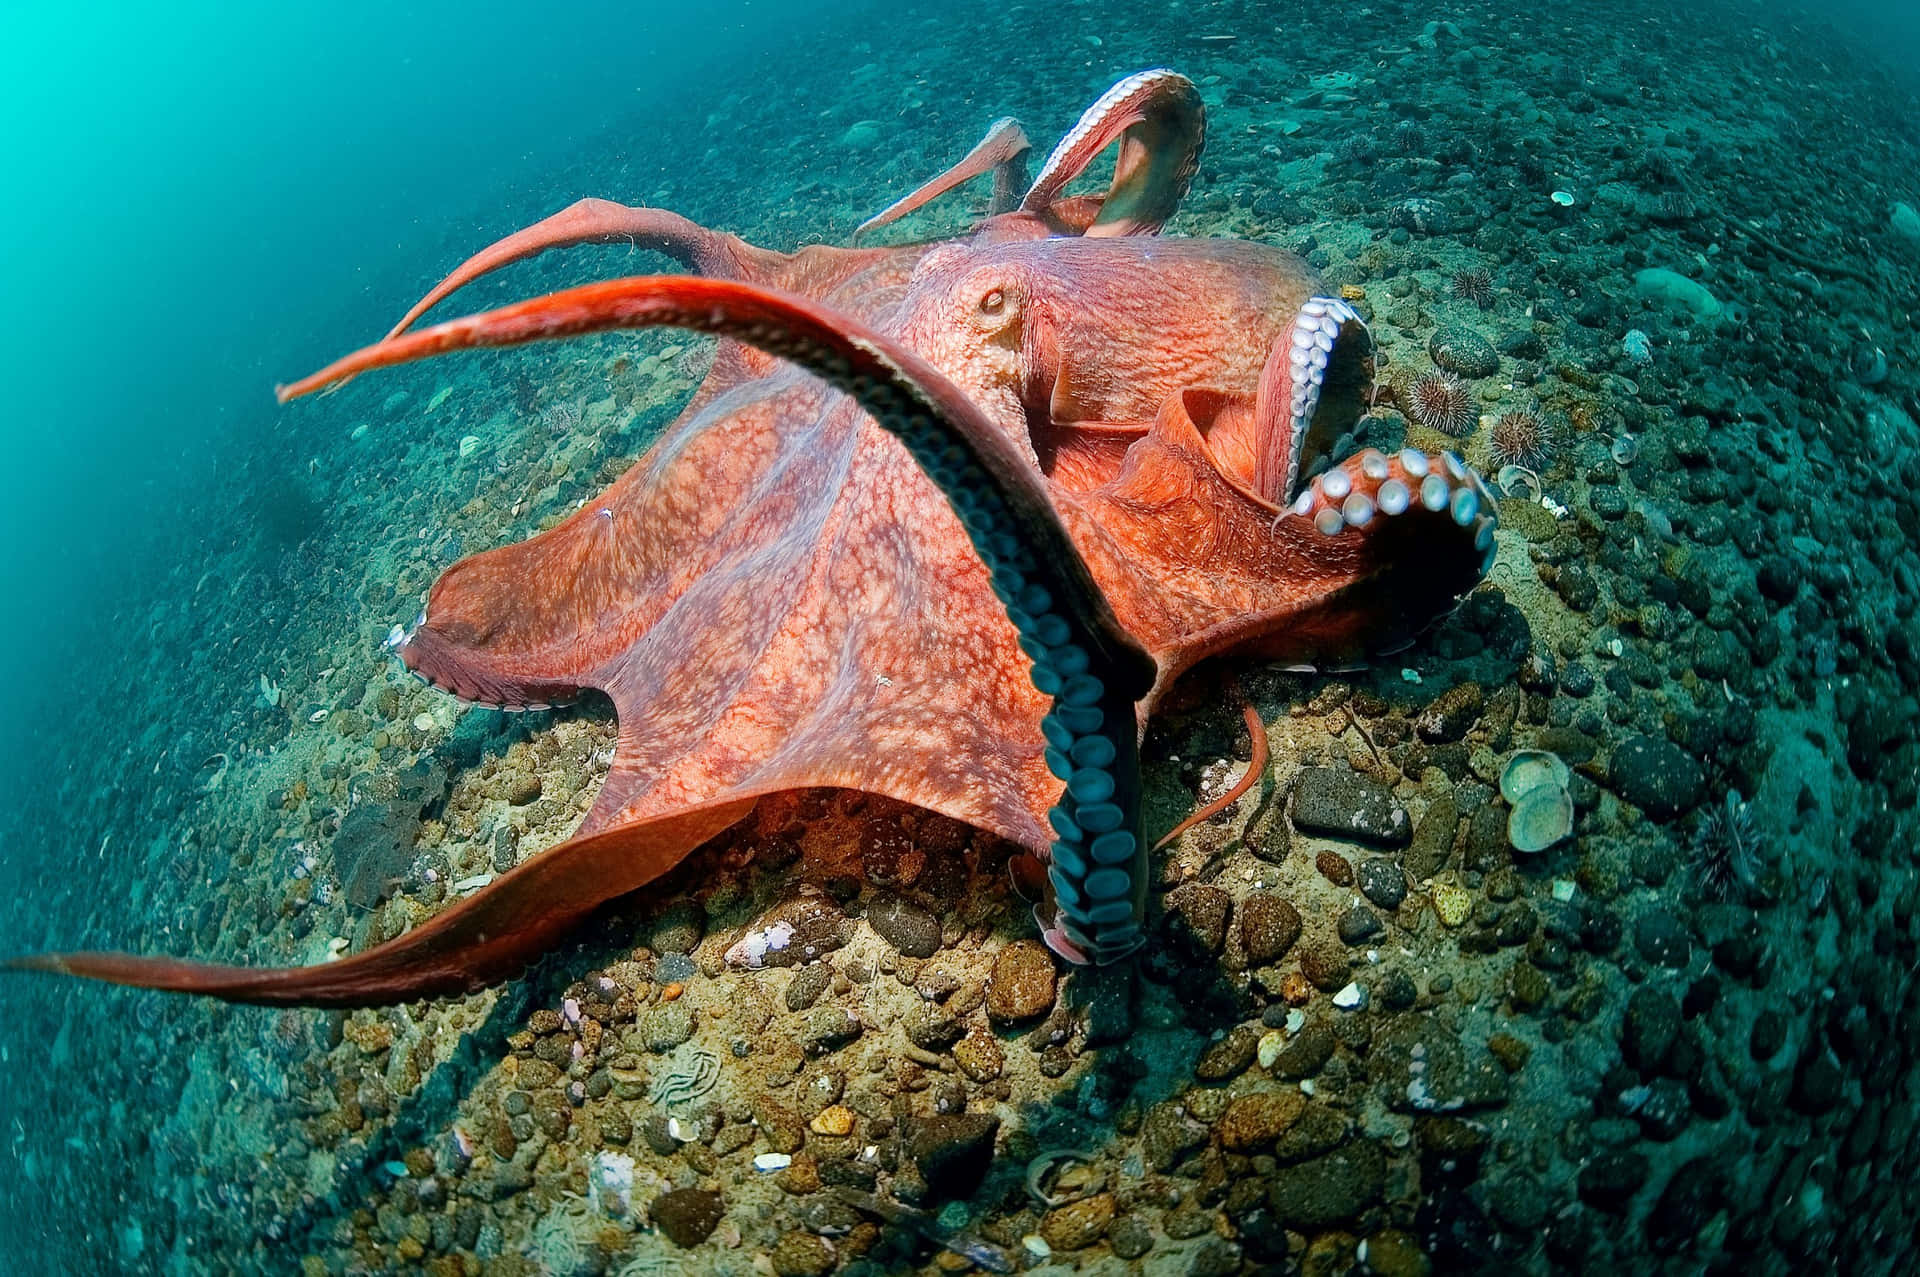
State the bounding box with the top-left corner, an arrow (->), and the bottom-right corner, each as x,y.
1357,858 -> 1409,910
1238,893 -> 1303,964
951,1025 -> 1004,1082
1195,1026 -> 1262,1081
771,1232 -> 836,1277
986,941 -> 1057,1023
1606,734 -> 1705,820
1622,987 -> 1680,1073
1429,324 -> 1501,378
640,1002 -> 696,1052
1337,904 -> 1385,945
1216,1090 -> 1306,1150
868,894 -> 942,958
1292,767 -> 1412,846
1632,909 -> 1691,968
1415,682 -> 1484,743
1577,1149 -> 1648,1212
1039,1192 -> 1115,1251
910,1113 -> 1000,1203
1165,882 -> 1232,953
653,1188 -> 724,1246
1269,1022 -> 1336,1079
1432,882 -> 1472,927
1142,1100 -> 1210,1171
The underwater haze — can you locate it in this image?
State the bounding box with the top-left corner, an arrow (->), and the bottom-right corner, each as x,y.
5,0 -> 1920,1272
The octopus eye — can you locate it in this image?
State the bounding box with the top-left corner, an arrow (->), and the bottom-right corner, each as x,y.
979,288 -> 1006,315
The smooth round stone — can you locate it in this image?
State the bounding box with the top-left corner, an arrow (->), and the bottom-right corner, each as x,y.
1044,747 -> 1073,780
1060,674 -> 1104,707
1070,735 -> 1116,769
1051,840 -> 1089,878
1090,831 -> 1136,864
1076,802 -> 1124,833
1068,768 -> 1116,804
1084,867 -> 1131,900
1087,900 -> 1133,925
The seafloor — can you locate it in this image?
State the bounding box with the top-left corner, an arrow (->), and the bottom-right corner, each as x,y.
4,0 -> 1920,1272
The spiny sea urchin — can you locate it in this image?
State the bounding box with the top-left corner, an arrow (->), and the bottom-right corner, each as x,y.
1692,789 -> 1762,903
1487,407 -> 1561,471
1450,268 -> 1495,310
1404,370 -> 1476,437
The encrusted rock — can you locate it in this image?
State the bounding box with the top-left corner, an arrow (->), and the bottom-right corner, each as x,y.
1357,859 -> 1409,910
1239,894 -> 1303,965
1165,882 -> 1232,954
1217,1090 -> 1305,1150
1142,1100 -> 1209,1171
1195,1026 -> 1262,1082
770,1231 -> 836,1277
987,940 -> 1057,1023
641,1002 -> 696,1052
951,1025 -> 1005,1082
1040,1192 -> 1116,1251
1429,324 -> 1500,378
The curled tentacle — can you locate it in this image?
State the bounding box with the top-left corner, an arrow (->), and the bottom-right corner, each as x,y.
1020,68 -> 1205,237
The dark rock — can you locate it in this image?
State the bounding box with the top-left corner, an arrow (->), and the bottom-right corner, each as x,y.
1273,1102 -> 1351,1163
1379,968 -> 1419,1011
1577,1149 -> 1648,1212
1791,1043 -> 1844,1115
1607,735 -> 1705,819
803,1007 -> 863,1053
903,1004 -> 962,1051
1218,1091 -> 1305,1150
1298,940 -> 1352,991
1647,1158 -> 1724,1254
1315,850 -> 1355,885
1750,1008 -> 1789,1061
867,894 -> 941,959
334,760 -> 446,910
1270,1023 -> 1336,1080
1238,894 -> 1302,965
1109,1214 -> 1154,1260
653,1188 -> 724,1247
1633,909 -> 1691,968
1357,858 -> 1409,910
1429,325 -> 1500,379
1292,766 -> 1411,846
1622,987 -> 1680,1073
1067,962 -> 1136,1046
1337,904 -> 1386,946
910,1114 -> 999,1203
1266,1139 -> 1387,1229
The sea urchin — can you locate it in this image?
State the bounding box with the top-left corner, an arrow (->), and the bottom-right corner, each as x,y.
1405,370 -> 1476,437
1450,267 -> 1495,310
1487,407 -> 1560,471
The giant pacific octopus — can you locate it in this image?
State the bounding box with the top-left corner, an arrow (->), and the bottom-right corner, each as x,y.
12,71 -> 1498,1004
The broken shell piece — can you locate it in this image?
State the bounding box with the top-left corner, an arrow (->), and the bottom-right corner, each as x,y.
752,1153 -> 792,1172
1509,785 -> 1574,853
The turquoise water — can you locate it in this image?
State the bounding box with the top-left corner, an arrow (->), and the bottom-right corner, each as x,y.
3,0 -> 1920,1272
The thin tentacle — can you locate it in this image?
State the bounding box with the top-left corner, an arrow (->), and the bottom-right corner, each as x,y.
852,117 -> 1033,243
1154,698 -> 1269,850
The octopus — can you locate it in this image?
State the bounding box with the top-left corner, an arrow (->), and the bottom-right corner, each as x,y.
10,70 -> 1497,1004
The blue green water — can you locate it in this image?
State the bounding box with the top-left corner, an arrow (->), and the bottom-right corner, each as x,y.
3,0 -> 1920,1271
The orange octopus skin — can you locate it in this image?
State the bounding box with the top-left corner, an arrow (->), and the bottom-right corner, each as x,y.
8,70 -> 1494,1004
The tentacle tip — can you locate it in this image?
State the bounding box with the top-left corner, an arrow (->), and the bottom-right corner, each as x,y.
273,382 -> 294,404
3,952 -> 68,975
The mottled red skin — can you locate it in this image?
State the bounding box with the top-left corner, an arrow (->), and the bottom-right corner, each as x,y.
13,76 -> 1488,1004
